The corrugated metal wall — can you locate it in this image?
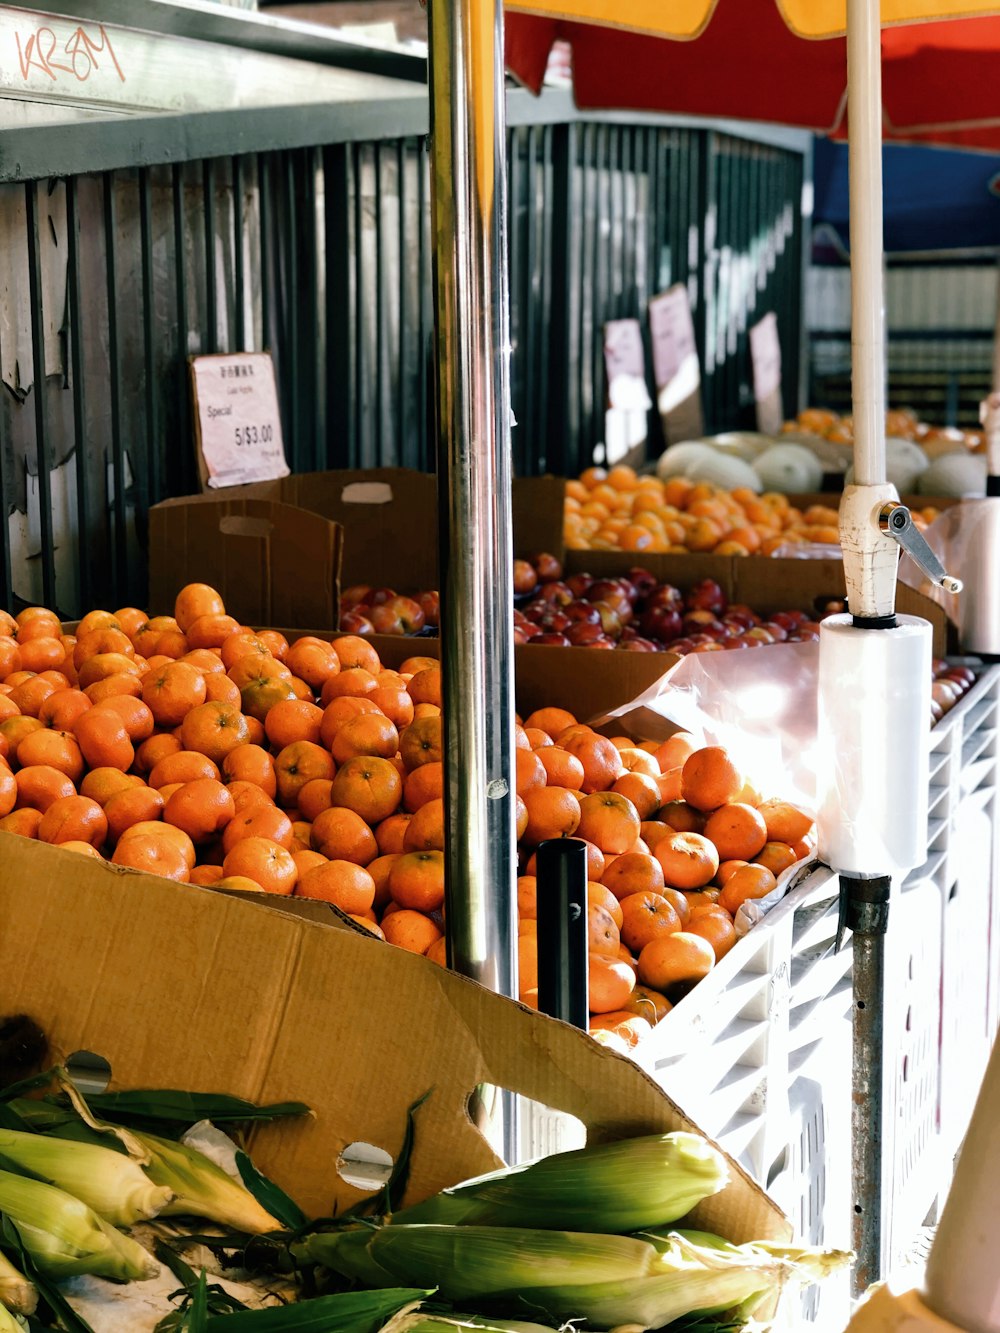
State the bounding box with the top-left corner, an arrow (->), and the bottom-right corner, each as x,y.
0,101 -> 807,615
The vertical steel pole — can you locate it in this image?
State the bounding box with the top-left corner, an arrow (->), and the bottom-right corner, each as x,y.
428,0 -> 518,1156
845,0 -> 890,1294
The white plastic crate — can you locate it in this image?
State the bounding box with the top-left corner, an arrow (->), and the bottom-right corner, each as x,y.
768,1026 -> 853,1333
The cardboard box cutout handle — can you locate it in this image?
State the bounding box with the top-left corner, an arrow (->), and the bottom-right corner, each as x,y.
219,515 -> 275,539
340,482 -> 394,506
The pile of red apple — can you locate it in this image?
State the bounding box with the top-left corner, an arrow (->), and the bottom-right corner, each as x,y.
512,565 -> 824,653
931,660 -> 976,724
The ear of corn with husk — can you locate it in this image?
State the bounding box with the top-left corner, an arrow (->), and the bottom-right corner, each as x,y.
0,1127 -> 173,1227
0,1248 -> 35,1316
131,1131 -> 282,1235
388,1133 -> 728,1233
300,1223 -> 851,1332
0,1169 -> 158,1281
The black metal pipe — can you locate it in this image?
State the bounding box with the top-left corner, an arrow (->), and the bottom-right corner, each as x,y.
139,167 -> 158,518
535,838 -> 590,1030
233,155 -> 246,352
102,173 -> 127,599
24,180 -> 57,610
65,176 -> 91,612
171,161 -> 192,498
840,872 -> 892,1297
203,158 -> 218,355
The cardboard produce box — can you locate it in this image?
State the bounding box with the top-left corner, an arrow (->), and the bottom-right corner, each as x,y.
149,470 -> 566,623
0,834 -> 789,1245
148,497 -> 343,631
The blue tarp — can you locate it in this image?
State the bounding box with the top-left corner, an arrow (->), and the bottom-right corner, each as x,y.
812,136 -> 1000,258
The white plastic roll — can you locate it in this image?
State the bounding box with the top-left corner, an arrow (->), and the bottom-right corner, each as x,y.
816,614 -> 932,877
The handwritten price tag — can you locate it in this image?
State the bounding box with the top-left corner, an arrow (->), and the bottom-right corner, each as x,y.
648,285 -> 704,444
190,352 -> 290,490
749,312 -> 783,436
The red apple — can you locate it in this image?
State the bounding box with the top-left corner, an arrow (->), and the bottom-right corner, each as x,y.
724,604 -> 761,629
369,596 -> 426,635
683,610 -> 725,634
627,567 -> 658,600
744,627 -> 776,645
537,610 -> 572,634
339,610 -> 375,635
647,583 -> 684,611
618,636 -> 659,652
417,590 -> 440,627
564,600 -> 603,626
341,584 -> 374,611
770,610 -> 807,631
512,559 -> 539,596
586,637 -> 616,649
566,621 -> 607,646
534,581 -> 573,608
531,552 -> 563,582
369,587 -> 398,608
638,606 -> 683,643
685,579 -> 727,615
566,572 -> 594,598
592,602 -> 625,638
760,621 -> 789,642
692,641 -> 725,653
532,631 -> 572,647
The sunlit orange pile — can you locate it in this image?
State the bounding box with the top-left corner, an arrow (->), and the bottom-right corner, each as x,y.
0,585 -> 814,1053
563,465 -> 940,556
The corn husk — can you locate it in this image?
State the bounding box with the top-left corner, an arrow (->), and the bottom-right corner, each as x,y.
136,1131 -> 282,1235
0,1169 -> 157,1282
303,1224 -> 851,1332
0,1303 -> 25,1333
301,1224 -> 663,1299
0,1249 -> 36,1316
0,1127 -> 173,1227
389,1133 -> 728,1233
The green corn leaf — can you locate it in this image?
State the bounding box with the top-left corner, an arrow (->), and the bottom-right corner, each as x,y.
202,1288 -> 432,1331
81,1093 -> 309,1128
182,1272 -> 209,1333
0,1075 -> 54,1106
0,1105 -> 32,1135
235,1153 -> 305,1232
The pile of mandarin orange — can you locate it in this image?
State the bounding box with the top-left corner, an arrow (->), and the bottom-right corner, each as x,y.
563,465 -> 939,557
0,583 -> 814,1055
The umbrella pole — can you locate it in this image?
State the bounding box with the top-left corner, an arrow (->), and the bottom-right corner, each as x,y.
838,0 -> 897,1296
427,0 -> 519,1158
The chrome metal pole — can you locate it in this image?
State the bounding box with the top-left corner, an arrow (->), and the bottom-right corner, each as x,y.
427,0 -> 519,1156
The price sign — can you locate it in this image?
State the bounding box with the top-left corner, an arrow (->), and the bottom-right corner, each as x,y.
603,319 -> 652,412
190,352 -> 290,490
648,285 -> 704,444
749,312 -> 784,436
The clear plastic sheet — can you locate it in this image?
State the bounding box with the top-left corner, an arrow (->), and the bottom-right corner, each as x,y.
593,639 -> 823,809
899,498 -> 1000,654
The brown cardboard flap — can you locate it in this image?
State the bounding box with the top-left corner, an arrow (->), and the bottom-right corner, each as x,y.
148,498 -> 341,629
150,470 -> 568,610
0,834 -> 788,1244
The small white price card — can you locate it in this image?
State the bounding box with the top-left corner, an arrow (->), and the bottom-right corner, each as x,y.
648,284 -> 704,443
749,312 -> 784,436
190,351 -> 290,490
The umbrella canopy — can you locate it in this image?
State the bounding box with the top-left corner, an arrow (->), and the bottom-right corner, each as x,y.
505,3 -> 1000,148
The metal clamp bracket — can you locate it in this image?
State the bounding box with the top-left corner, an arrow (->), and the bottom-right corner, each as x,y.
878,502 -> 963,594
837,873 -> 892,950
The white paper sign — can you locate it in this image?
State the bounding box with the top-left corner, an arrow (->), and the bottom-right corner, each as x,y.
190,352 -> 290,490
603,319 -> 653,412
648,285 -> 703,444
749,312 -> 783,436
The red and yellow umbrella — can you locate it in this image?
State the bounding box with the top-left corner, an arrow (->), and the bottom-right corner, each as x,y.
506,1 -> 1000,148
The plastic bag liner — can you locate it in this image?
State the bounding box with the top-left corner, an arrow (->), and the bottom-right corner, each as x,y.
590,639 -> 822,809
